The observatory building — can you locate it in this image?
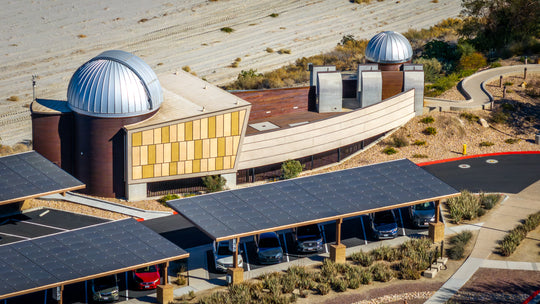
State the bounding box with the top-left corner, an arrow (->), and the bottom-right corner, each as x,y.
31,31 -> 424,200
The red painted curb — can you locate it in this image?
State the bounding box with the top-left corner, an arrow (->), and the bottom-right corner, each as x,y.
417,151 -> 540,167
522,289 -> 540,304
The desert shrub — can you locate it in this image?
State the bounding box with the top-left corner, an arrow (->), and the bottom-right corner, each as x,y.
382,147 -> 397,155
371,245 -> 399,262
228,283 -> 252,303
459,112 -> 479,122
182,66 -> 191,72
413,140 -> 426,146
269,13 -> 279,17
479,193 -> 501,210
370,263 -> 394,282
505,138 -> 520,144
450,230 -> 473,245
220,27 -> 234,33
349,251 -> 373,267
158,193 -> 180,207
413,58 -> 443,82
399,238 -> 434,270
280,273 -> 297,293
354,0 -> 372,3
231,61 -> 239,68
391,135 -> 409,147
202,175 -> 226,192
479,141 -> 494,147
281,159 -> 303,179
490,60 -> 502,68
446,190 -> 482,223
489,108 -> 510,124
457,52 -> 487,71
420,116 -> 435,124
320,259 -> 338,279
347,276 -> 361,289
7,95 -> 19,101
358,268 -> 373,284
425,73 -> 461,96
330,277 -> 348,292
317,282 -> 330,295
265,47 -> 274,53
397,257 -> 421,280
447,242 -> 465,260
412,154 -> 429,158
278,49 -> 291,54
423,127 -> 437,135
447,231 -> 472,260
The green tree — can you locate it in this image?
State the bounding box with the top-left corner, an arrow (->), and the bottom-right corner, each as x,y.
413,58 -> 442,82
281,159 -> 304,179
460,0 -> 540,53
202,175 -> 227,192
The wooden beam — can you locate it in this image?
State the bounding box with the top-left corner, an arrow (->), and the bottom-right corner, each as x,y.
335,218 -> 343,245
435,200 -> 440,223
163,261 -> 169,285
58,285 -> 64,304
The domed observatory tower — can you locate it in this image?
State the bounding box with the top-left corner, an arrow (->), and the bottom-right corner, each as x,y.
67,50 -> 163,197
358,31 -> 423,115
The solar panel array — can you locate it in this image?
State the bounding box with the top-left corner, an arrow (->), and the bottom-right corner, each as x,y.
0,151 -> 84,204
0,218 -> 188,297
168,159 -> 458,240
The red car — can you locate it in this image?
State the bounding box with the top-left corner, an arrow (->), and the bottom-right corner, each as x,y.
133,265 -> 161,289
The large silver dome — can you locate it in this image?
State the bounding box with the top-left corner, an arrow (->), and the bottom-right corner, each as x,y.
365,31 -> 413,64
67,50 -> 163,117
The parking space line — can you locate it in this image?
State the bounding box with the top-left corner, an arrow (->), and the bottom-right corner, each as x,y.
243,243 -> 250,272
13,219 -> 68,231
280,233 -> 290,263
360,216 -> 368,245
320,224 -> 328,253
0,232 -> 30,240
398,209 -> 406,236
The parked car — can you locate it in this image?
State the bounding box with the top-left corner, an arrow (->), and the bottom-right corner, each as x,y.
213,240 -> 244,272
91,274 -> 119,302
369,210 -> 398,240
132,265 -> 160,290
255,232 -> 283,264
409,201 -> 436,228
293,224 -> 323,253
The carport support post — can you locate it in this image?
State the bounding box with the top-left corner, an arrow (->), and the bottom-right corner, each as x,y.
227,237 -> 244,285
429,200 -> 445,243
57,285 -> 64,304
330,218 -> 346,264
157,262 -> 173,304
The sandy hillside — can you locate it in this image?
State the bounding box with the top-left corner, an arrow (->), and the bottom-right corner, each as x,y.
1,0 -> 461,106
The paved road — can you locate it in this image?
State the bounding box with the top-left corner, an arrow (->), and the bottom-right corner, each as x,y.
422,153 -> 540,194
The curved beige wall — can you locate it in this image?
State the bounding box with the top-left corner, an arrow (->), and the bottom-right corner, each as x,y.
238,90 -> 415,169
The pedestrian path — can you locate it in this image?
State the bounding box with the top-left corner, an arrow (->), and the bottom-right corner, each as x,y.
424,64 -> 540,111
426,180 -> 540,303
40,192 -> 172,220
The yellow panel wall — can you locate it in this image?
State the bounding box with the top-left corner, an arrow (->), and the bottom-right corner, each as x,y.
130,109 -> 247,180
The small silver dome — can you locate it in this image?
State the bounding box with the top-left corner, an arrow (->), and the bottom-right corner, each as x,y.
67,50 -> 163,117
365,31 -> 413,64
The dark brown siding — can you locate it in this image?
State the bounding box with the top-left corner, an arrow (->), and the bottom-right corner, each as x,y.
232,87 -> 309,121
381,71 -> 404,100
73,112 -> 155,198
32,113 -> 74,173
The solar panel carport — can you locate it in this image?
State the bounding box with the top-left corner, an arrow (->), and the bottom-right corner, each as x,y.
0,218 -> 189,302
0,151 -> 85,205
168,159 -> 459,281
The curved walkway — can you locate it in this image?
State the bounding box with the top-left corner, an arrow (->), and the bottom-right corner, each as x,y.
425,64 -> 540,111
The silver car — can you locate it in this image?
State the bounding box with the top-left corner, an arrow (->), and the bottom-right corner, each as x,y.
91,275 -> 119,302
255,232 -> 283,264
409,201 -> 436,228
213,240 -> 243,272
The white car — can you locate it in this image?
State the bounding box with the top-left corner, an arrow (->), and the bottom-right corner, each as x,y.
213,240 -> 243,272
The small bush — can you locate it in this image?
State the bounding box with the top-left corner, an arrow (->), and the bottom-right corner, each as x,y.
479,141 -> 494,147
265,47 -> 274,53
349,251 -> 373,267
281,159 -> 303,179
447,242 -> 465,260
182,66 -> 191,73
503,81 -> 514,86
278,49 -> 291,54
420,116 -> 435,124
321,259 -> 338,278
202,175 -> 226,192
231,61 -> 239,68
450,230 -> 473,245
317,282 -> 330,295
412,154 -> 429,158
269,13 -> 279,17
446,190 -> 482,223
382,147 -> 397,155
370,263 -> 394,282
358,268 -> 373,284
490,109 -> 510,124
77,34 -> 87,38
331,277 -> 348,292
220,27 -> 234,33
397,258 -> 421,280
371,245 -> 398,262
460,112 -> 479,122
280,273 -> 296,293
479,193 -> 500,210
413,140 -> 426,146
500,211 -> 540,256
391,135 -> 409,147
158,193 -> 180,207
490,60 -> 502,68
423,127 -> 437,135
7,96 -> 19,102
505,138 -> 520,144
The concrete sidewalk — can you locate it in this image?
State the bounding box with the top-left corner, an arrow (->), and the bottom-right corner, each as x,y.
426,180 -> 540,303
425,64 -> 540,111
